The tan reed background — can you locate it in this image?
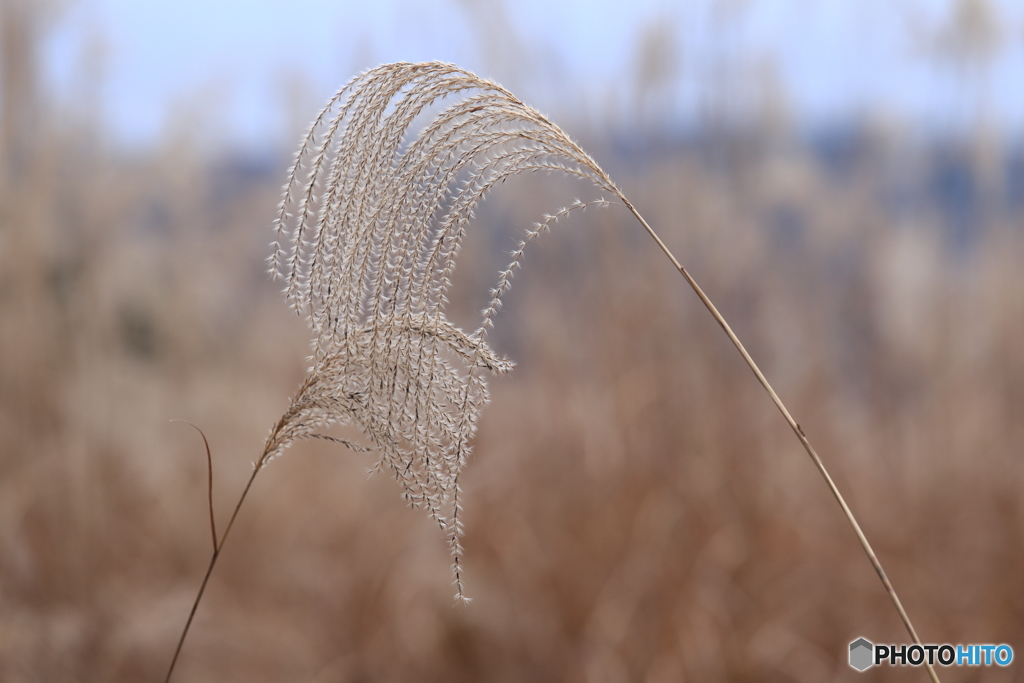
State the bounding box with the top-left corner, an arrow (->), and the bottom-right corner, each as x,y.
1,1 -> 1022,681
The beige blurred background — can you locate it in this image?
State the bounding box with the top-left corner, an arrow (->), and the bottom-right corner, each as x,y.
1,0 -> 1022,681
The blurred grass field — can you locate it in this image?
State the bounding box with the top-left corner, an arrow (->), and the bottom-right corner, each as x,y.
1,1 -> 1022,681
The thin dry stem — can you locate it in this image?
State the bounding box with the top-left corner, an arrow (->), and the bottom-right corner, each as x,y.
162,461 -> 261,683
616,197 -> 941,683
164,413 -> 295,683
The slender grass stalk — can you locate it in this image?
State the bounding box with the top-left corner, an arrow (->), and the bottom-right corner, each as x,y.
617,197 -> 941,683
163,420 -> 275,683
165,366 -> 377,682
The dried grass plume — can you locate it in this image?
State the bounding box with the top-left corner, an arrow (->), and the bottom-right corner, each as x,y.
268,61 -> 618,597
165,61 -> 939,683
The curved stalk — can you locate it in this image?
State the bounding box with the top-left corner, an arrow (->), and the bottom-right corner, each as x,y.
618,195 -> 940,683
163,434 -> 276,683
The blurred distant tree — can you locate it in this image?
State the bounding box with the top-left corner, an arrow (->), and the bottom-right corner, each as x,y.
631,15 -> 681,130
932,0 -> 1002,68
903,0 -> 1008,229
453,0 -> 530,93
0,0 -> 43,184
0,0 -> 79,439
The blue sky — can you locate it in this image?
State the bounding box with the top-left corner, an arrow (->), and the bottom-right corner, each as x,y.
43,0 -> 1024,150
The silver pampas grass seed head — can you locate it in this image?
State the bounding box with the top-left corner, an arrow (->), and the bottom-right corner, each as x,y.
269,62 -> 618,599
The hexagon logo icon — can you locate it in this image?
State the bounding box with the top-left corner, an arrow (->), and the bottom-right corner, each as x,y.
849,638 -> 874,671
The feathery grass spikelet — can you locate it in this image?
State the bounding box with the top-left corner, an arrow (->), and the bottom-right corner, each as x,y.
269,62 -> 617,598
